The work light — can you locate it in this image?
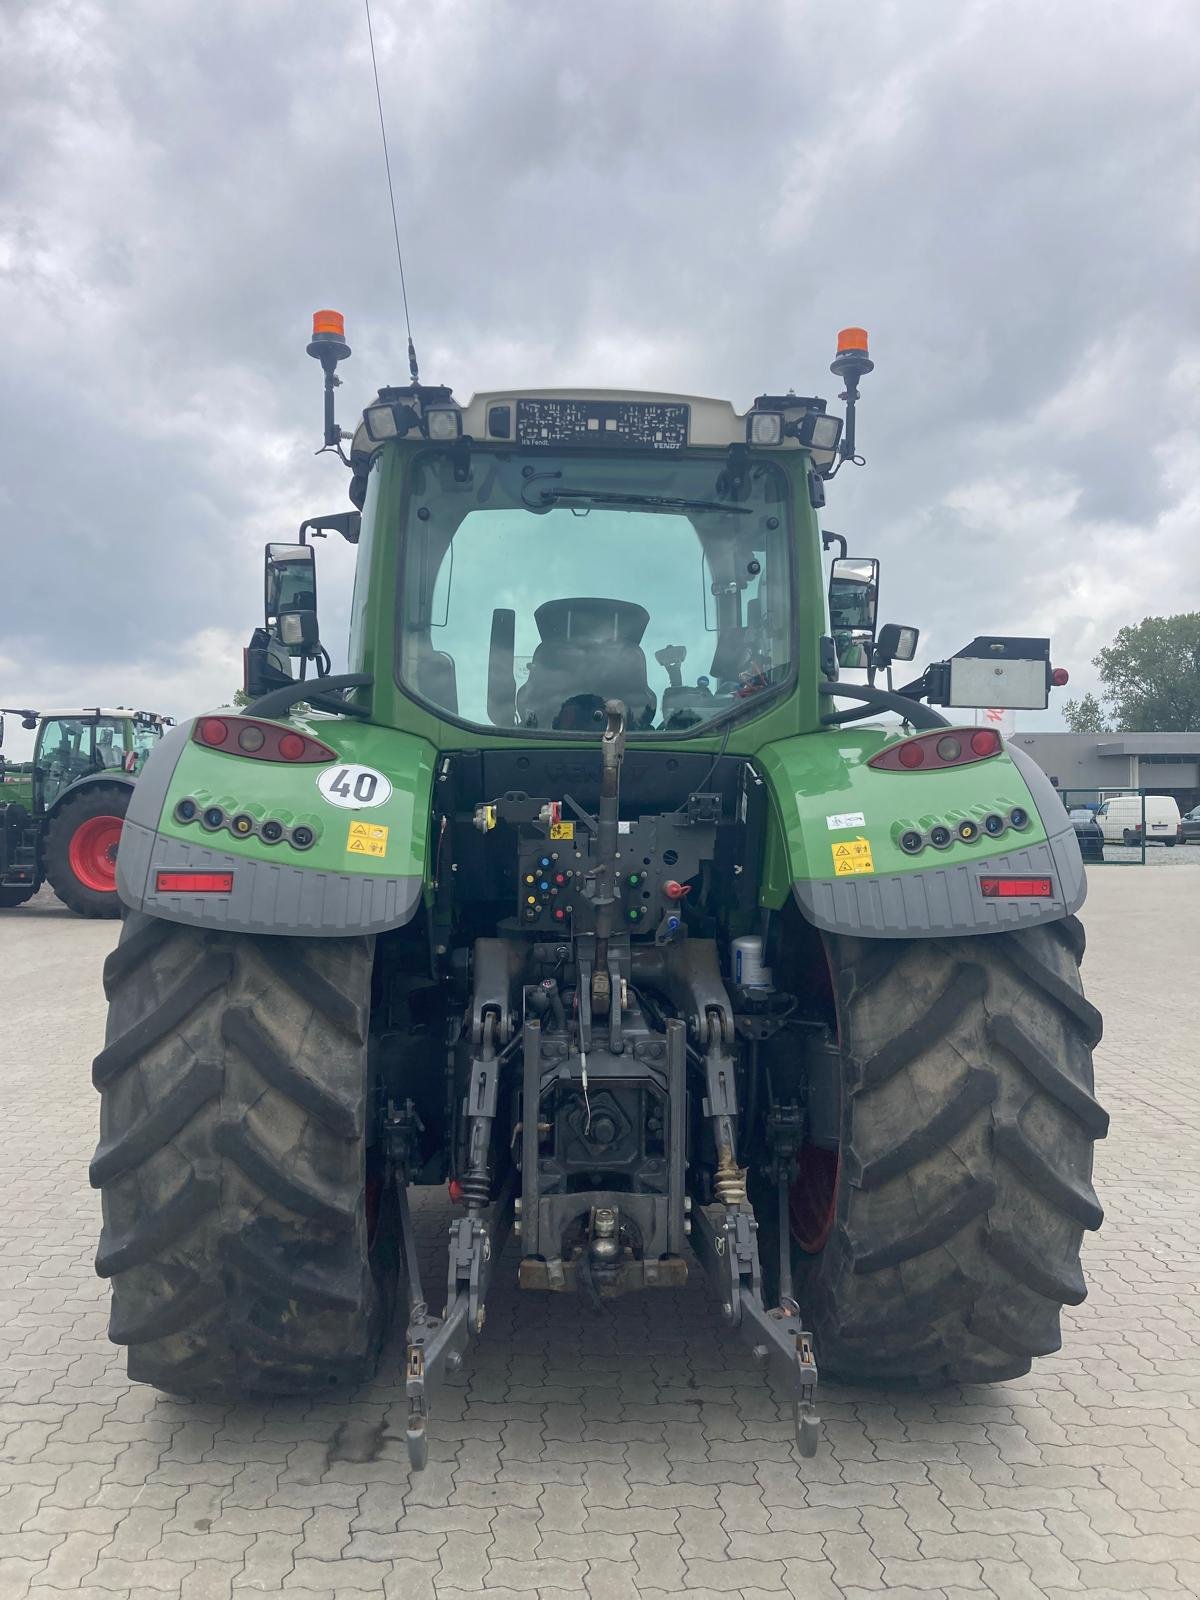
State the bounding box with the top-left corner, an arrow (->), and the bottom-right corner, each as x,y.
797,412 -> 843,453
425,406 -> 462,441
747,412 -> 783,446
363,401 -> 402,442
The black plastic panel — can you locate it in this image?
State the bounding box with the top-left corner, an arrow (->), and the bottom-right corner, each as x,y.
515,398 -> 689,450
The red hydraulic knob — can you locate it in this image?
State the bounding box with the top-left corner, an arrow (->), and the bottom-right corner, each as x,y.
663,880 -> 691,900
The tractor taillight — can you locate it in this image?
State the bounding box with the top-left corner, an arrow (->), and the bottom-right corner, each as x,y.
156,871 -> 234,893
190,716 -> 334,764
868,727 -> 1003,773
979,876 -> 1053,898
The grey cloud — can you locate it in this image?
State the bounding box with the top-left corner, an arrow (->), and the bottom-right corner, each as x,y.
1,0 -> 1197,732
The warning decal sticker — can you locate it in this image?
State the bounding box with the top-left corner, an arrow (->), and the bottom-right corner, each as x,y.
831,837 -> 874,876
826,810 -> 866,830
549,821 -> 575,841
347,820 -> 389,859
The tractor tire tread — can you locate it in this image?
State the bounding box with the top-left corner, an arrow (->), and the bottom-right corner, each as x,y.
96,1172 -> 219,1277
851,1066 -> 997,1190
92,912 -> 390,1396
796,917 -> 1104,1385
213,1120 -> 356,1226
993,1119 -> 1104,1230
986,1014 -> 1110,1137
93,955 -> 233,1086
858,963 -> 987,1088
220,1006 -> 360,1139
89,1060 -> 224,1185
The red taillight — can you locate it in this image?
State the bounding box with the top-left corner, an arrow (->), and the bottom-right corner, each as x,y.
869,727 -> 1003,772
979,877 -> 1053,898
1051,667 -> 1069,687
190,716 -> 335,763
156,871 -> 234,893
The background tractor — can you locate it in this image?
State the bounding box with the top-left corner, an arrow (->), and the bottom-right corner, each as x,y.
91,319 -> 1106,1468
0,707 -> 171,915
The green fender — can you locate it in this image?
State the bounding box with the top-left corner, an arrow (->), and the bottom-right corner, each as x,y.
756,727 -> 1085,938
116,715 -> 437,936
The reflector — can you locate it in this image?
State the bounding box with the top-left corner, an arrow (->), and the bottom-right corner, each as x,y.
156,872 -> 234,893
979,877 -> 1053,898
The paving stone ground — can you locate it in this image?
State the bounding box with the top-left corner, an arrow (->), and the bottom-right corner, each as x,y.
1,870 -> 1197,1600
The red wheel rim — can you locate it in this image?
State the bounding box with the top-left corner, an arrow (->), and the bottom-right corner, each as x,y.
789,1147 -> 839,1254
67,815 -> 123,893
788,939 -> 842,1256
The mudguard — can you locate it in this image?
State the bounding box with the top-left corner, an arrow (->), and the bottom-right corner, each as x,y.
116,716 -> 436,936
758,729 -> 1085,939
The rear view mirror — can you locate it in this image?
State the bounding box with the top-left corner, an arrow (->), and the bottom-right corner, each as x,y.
265,542 -> 320,658
828,556 -> 879,668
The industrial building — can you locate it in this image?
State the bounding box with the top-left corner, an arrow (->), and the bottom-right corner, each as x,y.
1010,731 -> 1200,811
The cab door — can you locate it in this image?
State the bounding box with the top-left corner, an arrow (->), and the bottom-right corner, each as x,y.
35,718 -> 95,809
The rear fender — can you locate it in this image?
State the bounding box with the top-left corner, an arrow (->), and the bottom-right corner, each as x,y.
45,772 -> 135,818
757,729 -> 1085,939
116,715 -> 436,937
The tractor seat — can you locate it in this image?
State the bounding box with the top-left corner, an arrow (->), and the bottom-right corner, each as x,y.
516,598 -> 657,730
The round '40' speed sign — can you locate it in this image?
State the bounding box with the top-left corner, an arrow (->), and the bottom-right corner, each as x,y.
316,764 -> 393,809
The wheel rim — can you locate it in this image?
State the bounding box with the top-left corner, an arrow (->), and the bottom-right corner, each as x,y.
789,1147 -> 840,1254
67,815 -> 123,892
788,940 -> 842,1256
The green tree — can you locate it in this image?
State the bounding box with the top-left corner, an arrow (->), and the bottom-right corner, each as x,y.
1094,613 -> 1200,732
1061,692 -> 1109,734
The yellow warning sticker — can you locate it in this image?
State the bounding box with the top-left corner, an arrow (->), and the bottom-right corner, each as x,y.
549,821 -> 575,841
347,820 -> 389,859
831,836 -> 874,876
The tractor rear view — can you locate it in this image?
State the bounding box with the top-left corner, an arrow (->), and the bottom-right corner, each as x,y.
0,708 -> 170,914
91,321 -> 1106,1468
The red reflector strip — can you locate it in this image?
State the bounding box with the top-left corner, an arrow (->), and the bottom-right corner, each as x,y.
979,876 -> 1053,898
156,871 -> 234,893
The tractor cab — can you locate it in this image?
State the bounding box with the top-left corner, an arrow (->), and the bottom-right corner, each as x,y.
30,710 -> 169,807
0,707 -> 171,914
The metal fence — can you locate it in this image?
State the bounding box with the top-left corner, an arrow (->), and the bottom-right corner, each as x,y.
1059,786 -> 1156,866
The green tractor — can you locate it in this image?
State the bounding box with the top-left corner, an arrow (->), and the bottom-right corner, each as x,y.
91,318 -> 1106,1467
0,707 -> 171,915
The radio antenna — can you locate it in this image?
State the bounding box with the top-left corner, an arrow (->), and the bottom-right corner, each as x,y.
364,0 -> 420,383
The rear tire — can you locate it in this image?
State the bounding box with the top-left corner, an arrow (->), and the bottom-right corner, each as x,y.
1122,829 -> 1136,846
763,918 -> 1107,1385
44,784 -> 130,917
91,913 -> 395,1396
0,886 -> 36,908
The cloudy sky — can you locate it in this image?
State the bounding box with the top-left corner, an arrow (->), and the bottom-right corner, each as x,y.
3,0 -> 1198,757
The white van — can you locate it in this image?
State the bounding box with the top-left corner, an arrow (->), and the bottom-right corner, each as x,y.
1094,794 -> 1182,847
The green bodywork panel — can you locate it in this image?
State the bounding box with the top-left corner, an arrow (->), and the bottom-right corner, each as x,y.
756,727 -> 1046,909
1,764 -> 35,812
157,716 -> 437,881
